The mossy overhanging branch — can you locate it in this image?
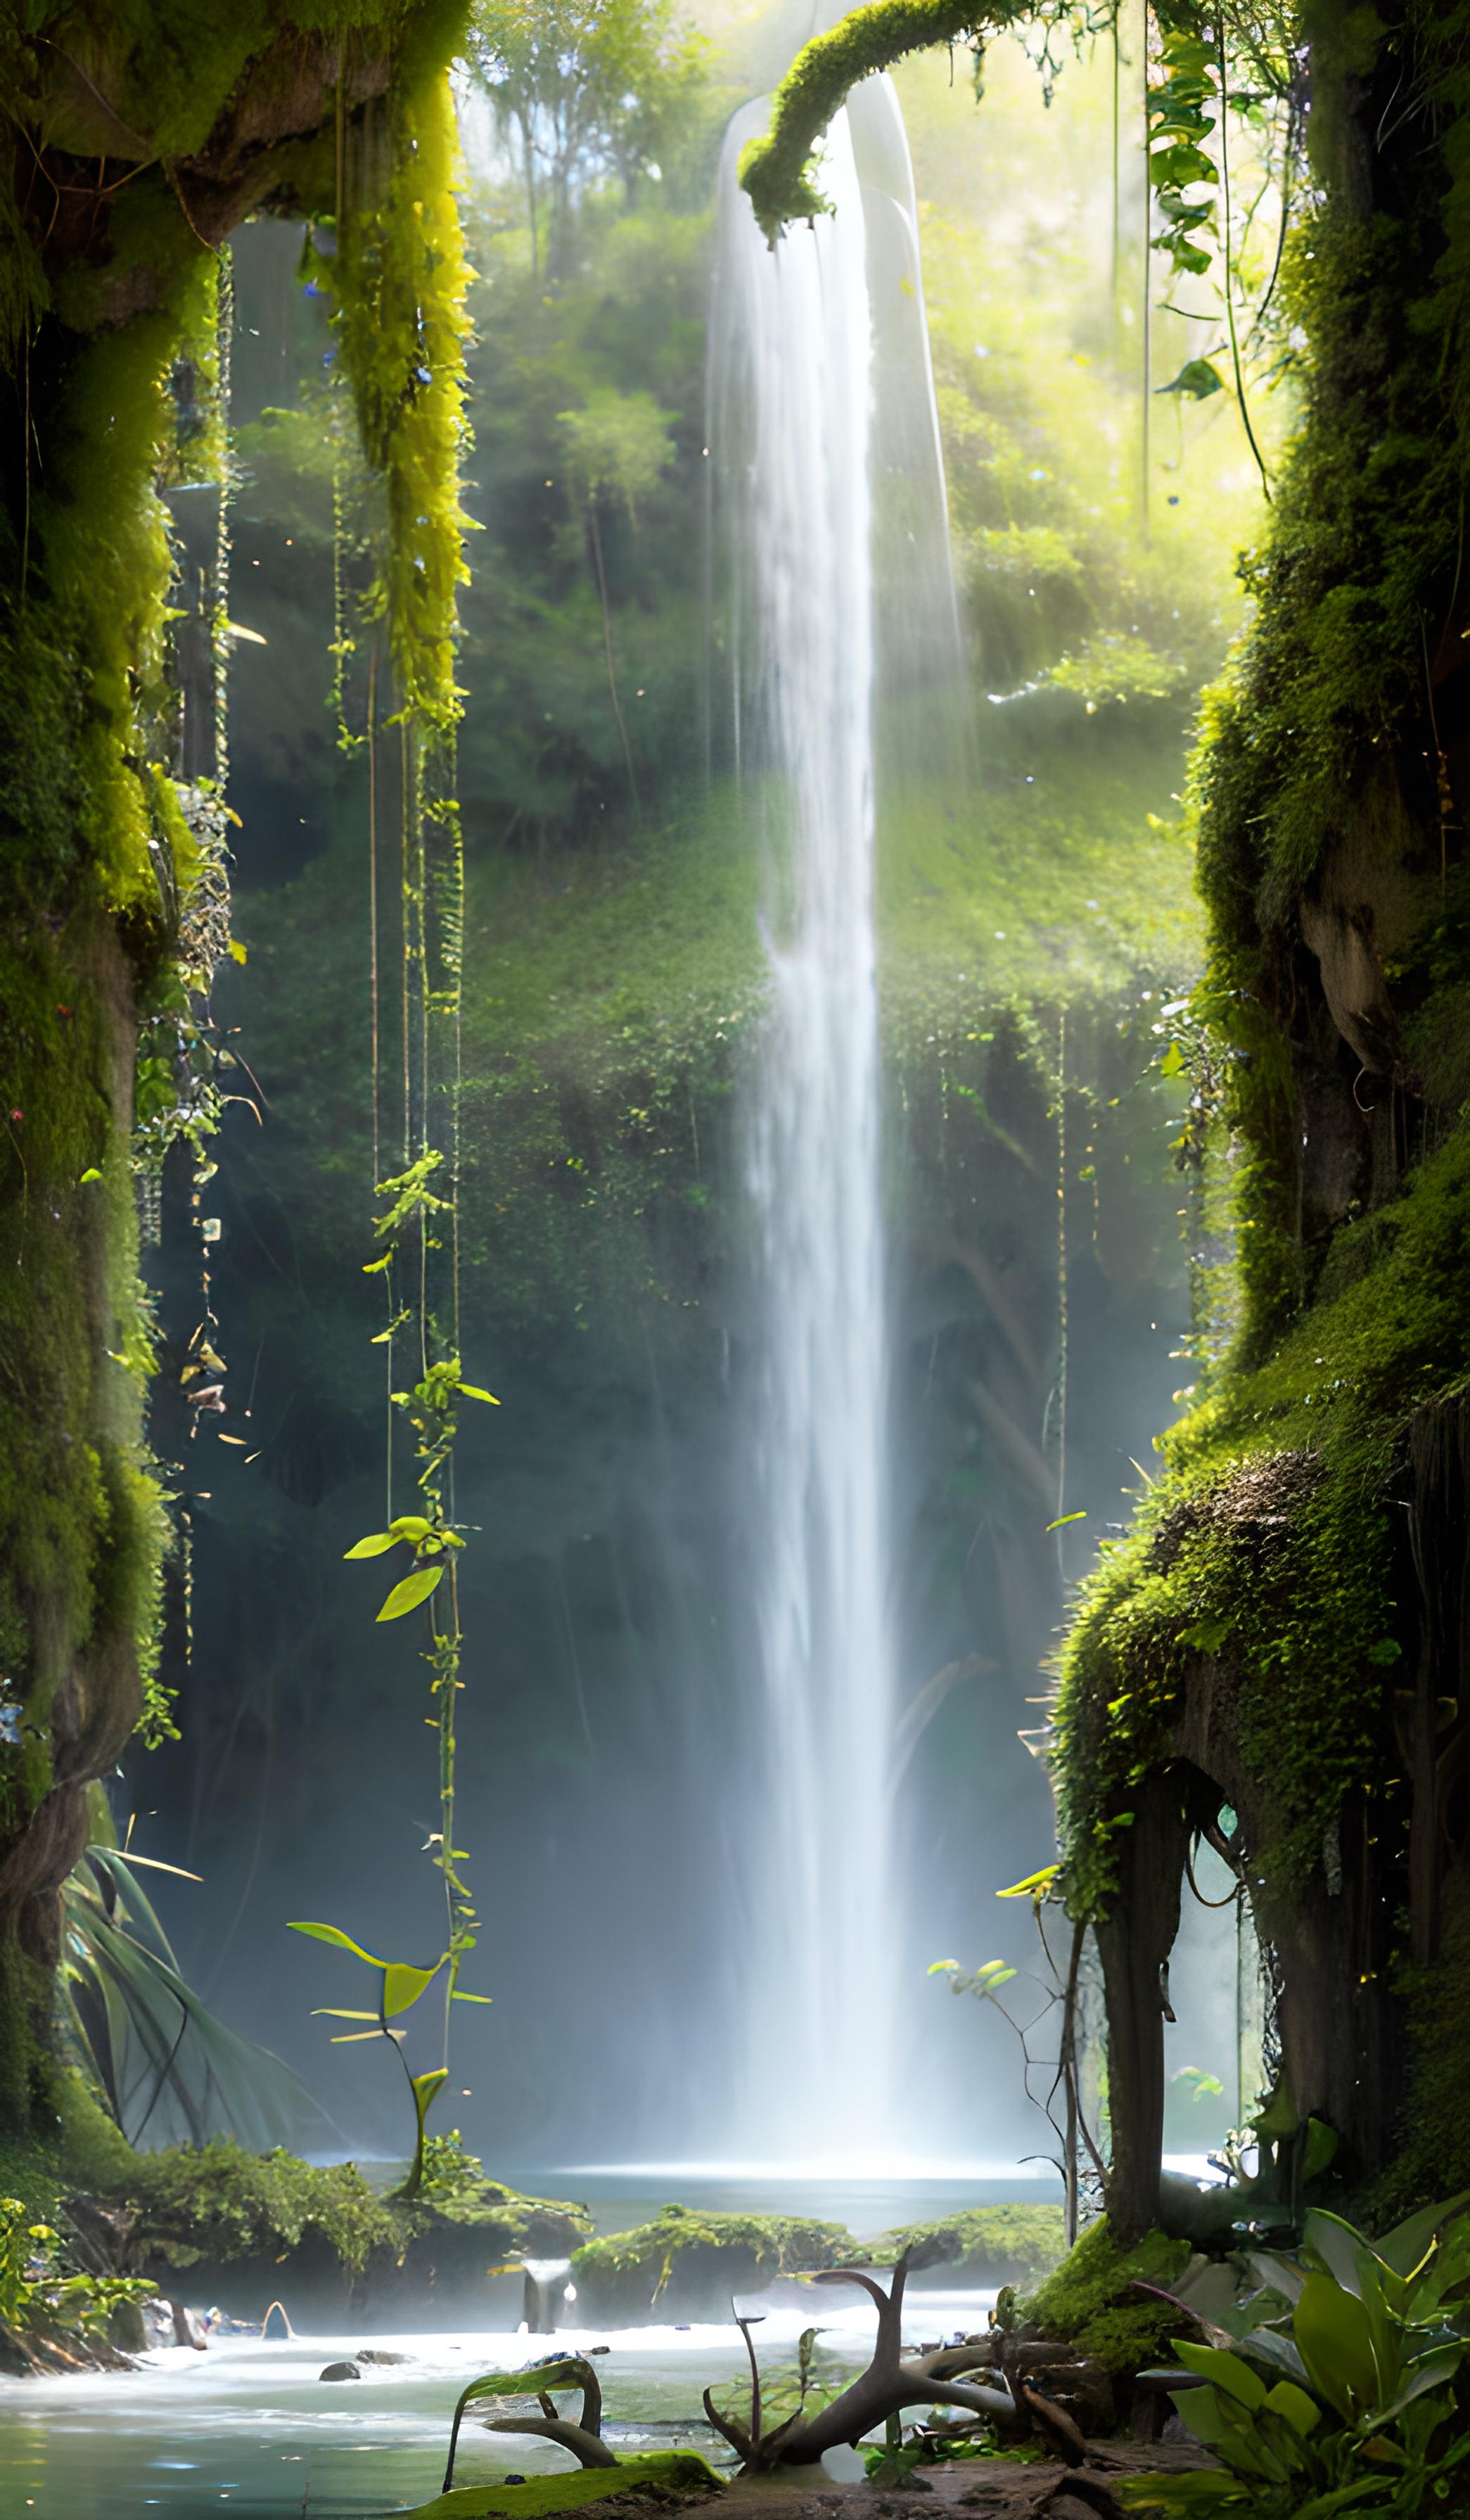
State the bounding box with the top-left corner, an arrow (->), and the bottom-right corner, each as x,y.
736,0 -> 1002,240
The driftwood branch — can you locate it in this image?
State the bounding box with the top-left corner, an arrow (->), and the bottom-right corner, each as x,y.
484,2416 -> 618,2469
733,2254 -> 1017,2471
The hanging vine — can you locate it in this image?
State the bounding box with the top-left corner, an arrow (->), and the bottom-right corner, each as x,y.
288,53 -> 491,2199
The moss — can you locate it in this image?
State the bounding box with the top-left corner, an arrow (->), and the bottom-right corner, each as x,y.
322,51 -> 474,736
874,2203 -> 1066,2289
737,0 -> 1006,242
0,4 -> 474,2126
1020,2216 -> 1190,2377
570,2204 -> 856,2319
64,2130 -> 591,2286
402,2451 -> 723,2520
1050,5 -> 1470,1939
1369,1880 -> 1470,2225
1055,1124 -> 1470,1906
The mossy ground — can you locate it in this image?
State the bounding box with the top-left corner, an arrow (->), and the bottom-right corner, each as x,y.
403,2451 -> 723,2520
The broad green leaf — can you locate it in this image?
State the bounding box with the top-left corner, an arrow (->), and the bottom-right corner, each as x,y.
389,1515 -> 433,1540
1301,2118 -> 1338,2182
345,1531 -> 399,1559
1263,2380 -> 1320,2436
1172,2389 -> 1271,2474
1237,2326 -> 1309,2386
1158,359 -> 1225,403
381,1959 -> 443,2019
1173,2341 -> 1267,2411
1303,2209 -> 1373,2297
1378,2190 -> 1470,2279
996,1864 -> 1060,1899
1293,2272 -> 1379,2421
1364,2341 -> 1463,2429
287,1920 -> 384,1966
377,1564 -> 444,1621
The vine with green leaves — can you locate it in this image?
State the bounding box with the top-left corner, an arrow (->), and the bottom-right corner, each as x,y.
286,64 -> 494,2201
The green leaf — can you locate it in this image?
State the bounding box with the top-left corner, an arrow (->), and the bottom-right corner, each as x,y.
79,1168 -> 103,1184
1174,2340 -> 1267,2411
389,1515 -> 434,1540
1159,1040 -> 1188,1075
1377,2190 -> 1470,2277
1302,2119 -> 1339,2182
287,1920 -> 384,1966
345,1531 -> 399,1559
451,1990 -> 493,2003
1365,2344 -> 1462,2428
377,1564 -> 445,1621
362,1252 -> 392,1274
996,1863 -> 1061,1899
1293,2272 -> 1379,2422
456,1382 -> 501,1404
1150,141 -> 1217,188
1302,2209 -> 1374,2297
1158,359 -> 1225,402
1263,2380 -> 1320,2437
309,2007 -> 381,2021
411,2066 -> 448,2143
382,1959 -> 444,2019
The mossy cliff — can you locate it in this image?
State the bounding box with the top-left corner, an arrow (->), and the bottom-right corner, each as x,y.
0,5 -> 470,2136
3,2081 -> 590,2325
1047,0 -> 1470,2237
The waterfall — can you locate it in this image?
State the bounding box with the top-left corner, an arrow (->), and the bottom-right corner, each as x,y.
712,88 -> 928,2164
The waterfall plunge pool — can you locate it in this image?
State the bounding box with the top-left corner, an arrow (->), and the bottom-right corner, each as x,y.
0,2289 -> 1002,2519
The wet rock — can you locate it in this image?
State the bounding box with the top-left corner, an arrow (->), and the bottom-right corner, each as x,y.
356,2348 -> 409,2364
319,2358 -> 361,2381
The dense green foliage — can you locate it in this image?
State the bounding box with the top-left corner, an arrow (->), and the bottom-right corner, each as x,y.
1119,2198 -> 1470,2517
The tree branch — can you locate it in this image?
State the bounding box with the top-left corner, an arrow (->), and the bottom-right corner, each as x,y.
484,2417 -> 619,2470
738,0 -> 1022,241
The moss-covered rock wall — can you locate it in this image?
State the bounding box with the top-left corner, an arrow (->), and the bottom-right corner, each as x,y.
1049,0 -> 1470,2232
0,1 -> 469,2136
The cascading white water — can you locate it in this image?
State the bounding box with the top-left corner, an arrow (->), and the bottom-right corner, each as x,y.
713,101 -> 897,2161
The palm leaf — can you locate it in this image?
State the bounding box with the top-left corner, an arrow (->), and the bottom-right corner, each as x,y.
62,1849 -> 339,2154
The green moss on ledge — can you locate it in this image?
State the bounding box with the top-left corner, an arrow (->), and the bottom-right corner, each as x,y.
1019,2218 -> 1189,2377
570,2204 -> 856,2321
874,2202 -> 1066,2289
